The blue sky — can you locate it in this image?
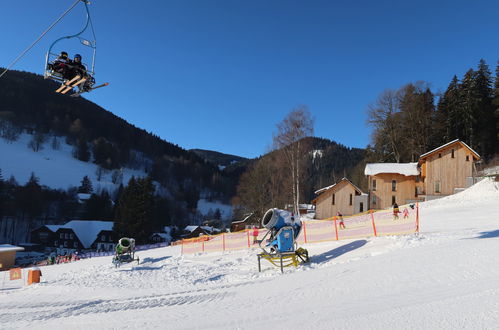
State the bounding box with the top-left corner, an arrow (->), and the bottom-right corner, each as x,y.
1,0 -> 498,158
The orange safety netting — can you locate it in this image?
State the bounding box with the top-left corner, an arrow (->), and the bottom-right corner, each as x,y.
180,203 -> 419,254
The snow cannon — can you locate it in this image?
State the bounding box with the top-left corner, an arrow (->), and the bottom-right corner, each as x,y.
116,237 -> 135,254
113,237 -> 139,268
261,208 -> 302,253
257,208 -> 309,272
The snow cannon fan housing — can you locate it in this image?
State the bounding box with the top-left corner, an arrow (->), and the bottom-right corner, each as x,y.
117,237 -> 135,253
262,208 -> 301,238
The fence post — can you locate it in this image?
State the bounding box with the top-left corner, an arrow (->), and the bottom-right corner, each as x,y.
222,233 -> 226,251
303,221 -> 308,243
416,202 -> 420,233
247,230 -> 251,248
333,216 -> 339,240
181,239 -> 184,255
370,210 -> 378,237
202,240 -> 205,253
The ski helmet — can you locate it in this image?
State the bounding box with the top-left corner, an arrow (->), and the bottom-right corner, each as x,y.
74,54 -> 82,61
60,51 -> 68,58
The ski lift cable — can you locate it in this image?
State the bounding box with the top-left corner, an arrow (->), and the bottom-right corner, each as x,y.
0,0 -> 82,79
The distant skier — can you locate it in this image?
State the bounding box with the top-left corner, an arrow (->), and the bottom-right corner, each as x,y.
252,226 -> 259,244
393,203 -> 399,220
337,211 -> 345,229
402,207 -> 409,219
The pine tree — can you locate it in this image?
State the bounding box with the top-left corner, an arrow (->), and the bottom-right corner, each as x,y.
474,59 -> 495,158
76,138 -> 90,162
437,75 -> 461,143
114,177 -> 156,243
459,69 -> 479,147
78,175 -> 93,194
494,62 -> 499,155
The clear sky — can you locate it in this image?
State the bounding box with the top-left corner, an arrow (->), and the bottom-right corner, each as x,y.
1,0 -> 498,158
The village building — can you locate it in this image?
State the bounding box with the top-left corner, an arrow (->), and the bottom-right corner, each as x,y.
312,178 -> 366,219
419,139 -> 480,199
230,213 -> 260,232
182,225 -> 221,239
0,244 -> 24,271
364,139 -> 481,209
364,163 -> 423,210
31,220 -> 115,252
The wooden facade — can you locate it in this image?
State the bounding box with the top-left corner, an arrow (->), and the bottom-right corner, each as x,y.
419,140 -> 480,197
313,179 -> 363,219
367,173 -> 422,210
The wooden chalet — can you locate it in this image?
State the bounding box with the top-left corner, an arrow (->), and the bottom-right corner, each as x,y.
419,139 -> 480,199
313,178 -> 365,219
364,163 -> 423,210
364,139 -> 481,209
0,245 -> 24,271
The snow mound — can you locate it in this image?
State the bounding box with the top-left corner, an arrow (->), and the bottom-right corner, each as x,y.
423,177 -> 499,208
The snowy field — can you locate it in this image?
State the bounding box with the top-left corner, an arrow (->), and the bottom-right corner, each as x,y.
1,178 -> 499,329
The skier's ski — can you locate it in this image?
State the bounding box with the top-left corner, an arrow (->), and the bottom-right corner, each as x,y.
55,75 -> 81,93
69,82 -> 109,97
61,77 -> 87,95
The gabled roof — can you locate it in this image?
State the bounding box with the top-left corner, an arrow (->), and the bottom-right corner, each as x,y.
419,139 -> 480,160
45,220 -> 113,249
0,244 -> 24,253
364,163 -> 419,176
314,178 -> 363,195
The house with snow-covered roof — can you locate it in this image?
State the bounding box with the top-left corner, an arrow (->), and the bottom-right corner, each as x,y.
364,162 -> 423,210
312,178 -> 367,219
31,220 -> 115,252
365,139 -> 481,209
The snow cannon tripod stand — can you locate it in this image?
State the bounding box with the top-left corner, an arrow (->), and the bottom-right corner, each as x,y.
112,237 -> 140,268
257,208 -> 309,273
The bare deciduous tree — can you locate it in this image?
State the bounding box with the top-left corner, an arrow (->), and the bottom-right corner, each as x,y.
273,106 -> 314,215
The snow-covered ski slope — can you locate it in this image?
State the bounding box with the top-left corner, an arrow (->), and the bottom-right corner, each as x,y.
1,178 -> 499,329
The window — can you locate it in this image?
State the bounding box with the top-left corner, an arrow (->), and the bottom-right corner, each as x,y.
372,195 -> 377,205
392,180 -> 397,192
64,241 -> 68,247
466,155 -> 469,161
65,233 -> 69,239
360,202 -> 364,213
392,196 -> 396,205
372,179 -> 377,191
438,153 -> 442,158
415,187 -> 418,197
451,149 -> 455,158
435,181 -> 441,193
70,233 -> 74,239
54,241 -> 58,247
38,232 -> 49,243
349,194 -> 353,206
59,233 -> 64,239
73,242 -> 78,248
332,193 -> 335,205
101,235 -> 106,241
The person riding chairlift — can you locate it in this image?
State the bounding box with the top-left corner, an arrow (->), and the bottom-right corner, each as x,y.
69,54 -> 94,92
50,51 -> 72,79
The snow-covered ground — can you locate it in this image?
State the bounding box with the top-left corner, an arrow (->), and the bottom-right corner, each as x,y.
1,178 -> 499,329
0,133 -> 146,191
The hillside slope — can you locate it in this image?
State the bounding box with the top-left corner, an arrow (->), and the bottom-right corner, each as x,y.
2,178 -> 498,328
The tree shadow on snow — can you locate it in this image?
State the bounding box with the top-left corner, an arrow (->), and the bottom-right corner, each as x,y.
310,240 -> 367,264
473,230 -> 499,239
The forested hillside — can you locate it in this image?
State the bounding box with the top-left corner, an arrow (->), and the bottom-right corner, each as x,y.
367,59 -> 498,163
0,69 -> 239,243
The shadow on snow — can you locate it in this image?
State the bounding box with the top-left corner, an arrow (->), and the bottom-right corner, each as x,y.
310,240 -> 368,264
